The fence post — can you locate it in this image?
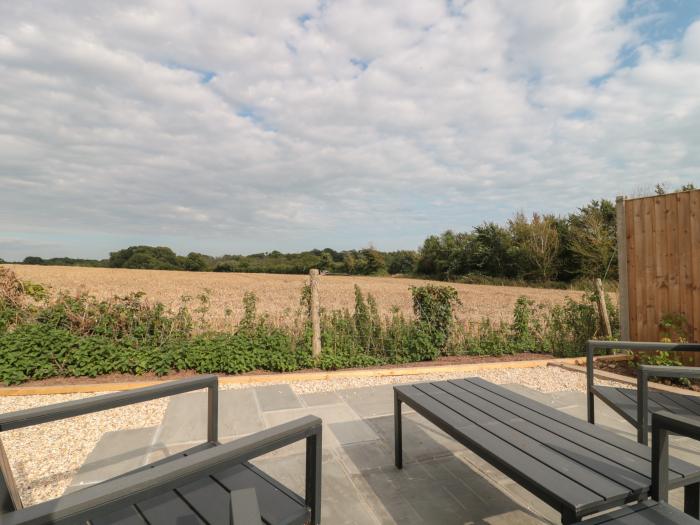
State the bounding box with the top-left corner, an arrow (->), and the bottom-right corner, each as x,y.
309,269 -> 321,358
616,195 -> 630,340
595,278 -> 612,339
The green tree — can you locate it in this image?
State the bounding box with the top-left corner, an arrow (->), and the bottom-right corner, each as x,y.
183,252 -> 208,271
386,250 -> 418,274
359,248 -> 387,275
567,200 -> 617,279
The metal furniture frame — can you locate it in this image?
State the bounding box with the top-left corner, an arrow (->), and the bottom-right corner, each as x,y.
575,411 -> 700,524
586,340 -> 700,444
0,375 -> 322,524
394,377 -> 700,524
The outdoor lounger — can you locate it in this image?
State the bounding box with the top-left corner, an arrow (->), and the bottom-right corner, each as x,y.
0,375 -> 322,525
394,377 -> 700,524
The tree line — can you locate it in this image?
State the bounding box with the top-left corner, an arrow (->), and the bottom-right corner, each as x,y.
10,185 -> 696,285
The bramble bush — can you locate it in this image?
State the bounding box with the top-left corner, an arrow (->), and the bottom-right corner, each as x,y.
0,267 -> 618,384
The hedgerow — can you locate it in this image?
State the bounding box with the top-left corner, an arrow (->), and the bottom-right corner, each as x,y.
0,267 -> 616,384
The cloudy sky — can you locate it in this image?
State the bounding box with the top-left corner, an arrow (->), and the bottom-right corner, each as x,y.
1,0 -> 699,260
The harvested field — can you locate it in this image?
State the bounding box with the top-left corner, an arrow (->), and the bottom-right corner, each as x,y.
6,264 -> 584,330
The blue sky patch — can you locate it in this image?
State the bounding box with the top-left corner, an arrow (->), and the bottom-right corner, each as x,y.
621,0 -> 700,43
350,58 -> 369,71
164,62 -> 217,84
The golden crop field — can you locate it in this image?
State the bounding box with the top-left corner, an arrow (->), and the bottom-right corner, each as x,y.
7,264 -> 584,330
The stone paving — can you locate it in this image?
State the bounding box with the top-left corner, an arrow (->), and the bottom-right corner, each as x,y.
68,383 -> 700,524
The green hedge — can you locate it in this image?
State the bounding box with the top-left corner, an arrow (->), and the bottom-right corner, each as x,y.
0,266 -> 618,385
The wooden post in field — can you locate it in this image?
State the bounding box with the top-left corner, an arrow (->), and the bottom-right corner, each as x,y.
595,278 -> 612,339
309,269 -> 321,357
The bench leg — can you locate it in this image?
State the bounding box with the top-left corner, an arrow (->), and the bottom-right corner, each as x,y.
685,482 -> 700,519
587,391 -> 594,425
560,509 -> 577,524
394,391 -> 403,469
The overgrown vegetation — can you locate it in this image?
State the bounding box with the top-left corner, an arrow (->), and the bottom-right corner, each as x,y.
0,267 -> 619,385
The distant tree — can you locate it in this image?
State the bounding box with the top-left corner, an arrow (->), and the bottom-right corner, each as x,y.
183,252 -> 208,271
359,248 -> 387,275
509,213 -> 560,281
386,250 -> 418,274
342,252 -> 357,274
567,199 -> 617,279
471,223 -> 517,278
317,252 -> 335,271
109,246 -> 179,270
23,256 -> 44,265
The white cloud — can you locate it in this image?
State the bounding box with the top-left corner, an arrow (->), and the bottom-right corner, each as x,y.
0,0 -> 699,259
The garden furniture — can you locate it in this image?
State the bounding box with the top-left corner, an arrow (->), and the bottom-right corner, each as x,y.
394,377 -> 700,524
586,340 -> 700,444
575,411 -> 700,524
0,375 -> 322,524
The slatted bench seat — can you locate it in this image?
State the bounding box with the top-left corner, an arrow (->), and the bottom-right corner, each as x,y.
394,377 -> 700,525
586,340 -> 700,444
86,442 -> 311,525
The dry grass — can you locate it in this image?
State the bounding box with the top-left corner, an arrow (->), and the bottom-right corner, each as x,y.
6,264 -> 583,330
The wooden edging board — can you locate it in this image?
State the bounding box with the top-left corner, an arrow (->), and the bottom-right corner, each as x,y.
0,355 -> 598,396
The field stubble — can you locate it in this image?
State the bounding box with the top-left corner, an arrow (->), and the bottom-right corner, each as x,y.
7,265 -> 584,330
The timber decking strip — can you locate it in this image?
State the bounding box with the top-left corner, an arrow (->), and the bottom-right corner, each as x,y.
395,378 -> 700,520
577,500 -> 700,525
83,443 -> 309,525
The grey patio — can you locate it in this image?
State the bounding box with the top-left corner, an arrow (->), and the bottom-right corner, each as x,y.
69,382 -> 700,524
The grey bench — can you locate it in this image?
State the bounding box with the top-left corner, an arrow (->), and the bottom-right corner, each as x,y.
0,376 -> 322,524
586,340 -> 700,444
575,411 -> 700,524
394,377 -> 700,524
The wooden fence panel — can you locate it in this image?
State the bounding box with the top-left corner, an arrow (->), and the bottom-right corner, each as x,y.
620,189 -> 700,365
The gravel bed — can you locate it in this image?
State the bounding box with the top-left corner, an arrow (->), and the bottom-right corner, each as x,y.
1,365 -> 624,506
219,365 -> 628,394
0,393 -> 167,507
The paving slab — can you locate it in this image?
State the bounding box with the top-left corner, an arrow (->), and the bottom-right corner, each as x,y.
365,412 -> 463,464
254,384 -> 302,411
159,389 -> 265,445
300,391 -> 344,407
338,384 -> 397,418
69,427 -> 159,489
253,452 -> 382,525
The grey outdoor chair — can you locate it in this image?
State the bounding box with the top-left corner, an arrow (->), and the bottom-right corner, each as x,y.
586,340 -> 700,444
575,411 -> 700,524
0,375 -> 322,524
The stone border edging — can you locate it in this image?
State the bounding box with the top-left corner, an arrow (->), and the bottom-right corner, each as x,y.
0,356 -> 592,396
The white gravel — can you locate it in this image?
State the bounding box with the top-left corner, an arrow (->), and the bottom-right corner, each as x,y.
0,394 -> 167,507
0,365 -> 624,506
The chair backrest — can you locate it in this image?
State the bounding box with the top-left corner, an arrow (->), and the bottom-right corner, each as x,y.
0,437 -> 22,513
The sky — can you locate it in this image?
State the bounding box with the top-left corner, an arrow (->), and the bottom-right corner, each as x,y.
1,0 -> 700,261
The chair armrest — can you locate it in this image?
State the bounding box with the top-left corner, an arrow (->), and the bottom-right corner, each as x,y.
0,375 -> 218,438
2,415 -> 322,525
587,340 -> 700,354
638,365 -> 700,380
637,365 -> 700,444
652,411 -> 700,502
